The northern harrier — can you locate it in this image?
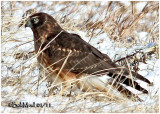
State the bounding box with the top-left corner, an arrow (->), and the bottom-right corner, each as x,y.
25,12 -> 152,101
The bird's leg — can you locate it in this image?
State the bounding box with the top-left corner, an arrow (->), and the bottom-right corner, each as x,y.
59,70 -> 78,96
45,69 -> 64,96
47,81 -> 59,96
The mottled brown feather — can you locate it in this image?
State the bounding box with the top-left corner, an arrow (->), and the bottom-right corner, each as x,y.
25,12 -> 153,101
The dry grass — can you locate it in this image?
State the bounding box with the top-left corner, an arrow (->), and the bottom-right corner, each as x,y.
1,1 -> 159,113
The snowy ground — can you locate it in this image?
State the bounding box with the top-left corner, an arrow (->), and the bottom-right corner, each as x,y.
1,1 -> 159,113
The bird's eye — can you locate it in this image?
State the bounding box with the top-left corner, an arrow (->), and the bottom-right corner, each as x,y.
33,18 -> 39,24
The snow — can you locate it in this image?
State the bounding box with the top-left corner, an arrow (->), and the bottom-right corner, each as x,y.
120,1 -> 131,7
1,1 -> 159,113
135,2 -> 148,13
138,32 -> 148,41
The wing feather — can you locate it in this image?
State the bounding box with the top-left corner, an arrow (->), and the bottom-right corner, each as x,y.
42,31 -> 152,86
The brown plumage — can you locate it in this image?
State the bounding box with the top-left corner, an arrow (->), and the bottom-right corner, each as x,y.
25,12 -> 152,101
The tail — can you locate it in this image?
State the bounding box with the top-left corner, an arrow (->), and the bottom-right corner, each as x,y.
108,78 -> 143,101
130,71 -> 153,86
106,69 -> 153,98
108,73 -> 149,94
120,67 -> 153,86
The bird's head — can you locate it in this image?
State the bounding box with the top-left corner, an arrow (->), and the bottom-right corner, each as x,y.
25,12 -> 45,29
25,12 -> 61,30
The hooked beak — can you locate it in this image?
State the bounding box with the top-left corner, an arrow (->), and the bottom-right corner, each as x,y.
25,19 -> 32,28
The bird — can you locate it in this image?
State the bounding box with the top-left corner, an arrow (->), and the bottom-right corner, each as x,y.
25,12 -> 153,101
